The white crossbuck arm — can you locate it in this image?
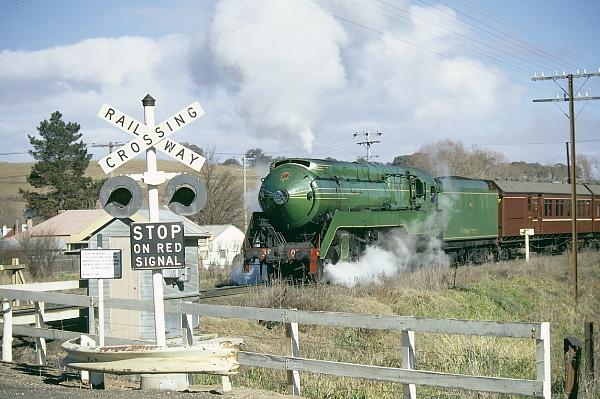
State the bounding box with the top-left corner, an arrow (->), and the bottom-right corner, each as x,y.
97,102 -> 206,173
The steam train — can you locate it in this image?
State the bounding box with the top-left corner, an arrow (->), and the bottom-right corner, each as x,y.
243,158 -> 600,279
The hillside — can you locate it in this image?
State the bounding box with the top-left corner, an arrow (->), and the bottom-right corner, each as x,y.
0,159 -> 257,228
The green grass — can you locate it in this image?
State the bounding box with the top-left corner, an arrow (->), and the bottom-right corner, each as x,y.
197,252 -> 600,398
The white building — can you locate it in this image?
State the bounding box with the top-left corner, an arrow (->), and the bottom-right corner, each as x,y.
202,224 -> 244,269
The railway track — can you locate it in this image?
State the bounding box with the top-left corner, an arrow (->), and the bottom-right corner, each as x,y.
197,285 -> 259,300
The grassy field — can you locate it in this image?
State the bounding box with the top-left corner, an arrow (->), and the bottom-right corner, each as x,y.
196,253 -> 600,398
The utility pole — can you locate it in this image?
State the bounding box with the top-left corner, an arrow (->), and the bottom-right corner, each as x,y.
532,69 -> 600,303
91,142 -> 125,177
354,131 -> 382,162
242,156 -> 254,233
91,141 -> 125,154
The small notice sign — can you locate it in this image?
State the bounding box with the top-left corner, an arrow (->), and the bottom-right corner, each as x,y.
130,221 -> 185,270
80,249 -> 122,279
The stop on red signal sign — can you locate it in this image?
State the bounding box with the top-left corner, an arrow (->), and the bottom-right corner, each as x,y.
130,222 -> 185,270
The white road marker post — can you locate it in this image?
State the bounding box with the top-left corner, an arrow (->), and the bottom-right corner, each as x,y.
520,228 -> 535,263
142,94 -> 167,348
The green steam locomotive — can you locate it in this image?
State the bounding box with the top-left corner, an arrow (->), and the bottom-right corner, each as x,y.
243,158 -> 499,279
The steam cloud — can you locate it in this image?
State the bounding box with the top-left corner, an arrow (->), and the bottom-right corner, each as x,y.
209,0 -> 348,152
324,228 -> 449,287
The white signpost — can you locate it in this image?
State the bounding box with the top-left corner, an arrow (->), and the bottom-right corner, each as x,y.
520,228 -> 535,263
97,95 -> 206,348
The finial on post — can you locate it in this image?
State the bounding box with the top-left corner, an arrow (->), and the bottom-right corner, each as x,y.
142,94 -> 156,106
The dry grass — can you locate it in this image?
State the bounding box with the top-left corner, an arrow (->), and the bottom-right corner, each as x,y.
197,252 -> 600,398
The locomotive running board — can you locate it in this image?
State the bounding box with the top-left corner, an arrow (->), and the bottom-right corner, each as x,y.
319,209 -> 437,260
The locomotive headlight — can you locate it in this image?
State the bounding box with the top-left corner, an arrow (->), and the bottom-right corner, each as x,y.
273,189 -> 289,205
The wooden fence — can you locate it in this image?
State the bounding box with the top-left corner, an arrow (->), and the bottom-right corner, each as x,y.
0,282 -> 551,398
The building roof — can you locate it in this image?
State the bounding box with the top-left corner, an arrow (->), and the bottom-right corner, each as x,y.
21,207 -> 211,246
491,180 -> 590,195
27,210 -> 109,237
202,224 -> 244,240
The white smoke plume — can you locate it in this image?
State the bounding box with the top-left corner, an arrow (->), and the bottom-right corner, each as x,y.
244,161 -> 272,213
209,0 -> 348,152
324,227 -> 449,288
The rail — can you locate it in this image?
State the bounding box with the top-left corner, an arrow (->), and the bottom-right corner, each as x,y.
0,284 -> 551,398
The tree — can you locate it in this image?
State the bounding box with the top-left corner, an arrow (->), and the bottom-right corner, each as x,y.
181,142 -> 204,157
20,111 -> 98,220
245,148 -> 273,166
402,139 -> 506,178
192,150 -> 245,229
222,158 -> 241,167
17,229 -> 61,277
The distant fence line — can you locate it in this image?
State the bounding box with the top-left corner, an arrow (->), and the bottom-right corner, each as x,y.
0,282 -> 551,398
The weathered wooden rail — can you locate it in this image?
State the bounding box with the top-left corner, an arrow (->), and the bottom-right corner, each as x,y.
0,281 -> 551,398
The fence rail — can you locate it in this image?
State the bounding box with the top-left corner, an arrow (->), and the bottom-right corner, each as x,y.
0,282 -> 551,398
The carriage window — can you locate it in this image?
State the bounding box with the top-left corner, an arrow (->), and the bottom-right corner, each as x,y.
543,199 -> 554,217
577,200 -> 591,218
556,199 -> 565,217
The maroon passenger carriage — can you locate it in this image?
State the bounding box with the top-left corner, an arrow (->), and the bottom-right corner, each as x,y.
489,180 -> 600,255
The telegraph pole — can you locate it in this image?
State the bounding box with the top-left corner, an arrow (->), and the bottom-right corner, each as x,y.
91,142 -> 125,177
354,131 -> 382,162
532,69 -> 600,303
91,141 -> 125,154
242,156 -> 254,233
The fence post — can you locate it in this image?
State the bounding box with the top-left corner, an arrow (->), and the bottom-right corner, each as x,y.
34,301 -> 47,366
286,315 -> 301,396
564,336 -> 582,399
402,330 -> 416,399
1,298 -> 12,362
536,322 -> 551,399
182,308 -> 195,387
87,284 -> 96,338
584,322 -> 594,383
182,312 -> 193,347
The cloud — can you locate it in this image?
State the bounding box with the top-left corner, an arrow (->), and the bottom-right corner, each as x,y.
209,0 -> 348,152
0,1 -> 539,164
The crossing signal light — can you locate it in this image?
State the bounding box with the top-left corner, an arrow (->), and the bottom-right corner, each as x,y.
164,174 -> 207,216
99,176 -> 143,219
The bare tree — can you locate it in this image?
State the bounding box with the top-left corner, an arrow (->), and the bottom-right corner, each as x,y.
414,139 -> 506,178
192,149 -> 245,229
17,229 -> 61,277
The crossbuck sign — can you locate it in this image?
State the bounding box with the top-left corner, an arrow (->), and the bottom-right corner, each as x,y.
97,102 -> 206,173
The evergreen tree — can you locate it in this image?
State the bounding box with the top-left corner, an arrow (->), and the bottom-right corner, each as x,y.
20,111 -> 98,220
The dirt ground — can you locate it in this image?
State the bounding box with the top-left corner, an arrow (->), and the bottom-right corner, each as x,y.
1,337 -> 289,399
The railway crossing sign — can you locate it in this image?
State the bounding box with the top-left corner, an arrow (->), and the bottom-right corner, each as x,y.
97,101 -> 206,174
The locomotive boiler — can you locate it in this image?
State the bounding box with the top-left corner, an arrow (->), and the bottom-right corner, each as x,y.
243,158 -> 441,279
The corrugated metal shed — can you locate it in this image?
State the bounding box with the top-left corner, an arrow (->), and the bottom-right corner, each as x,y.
492,180 -> 591,195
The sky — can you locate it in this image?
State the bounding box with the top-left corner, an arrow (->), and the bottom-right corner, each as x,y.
1,0 -> 599,168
